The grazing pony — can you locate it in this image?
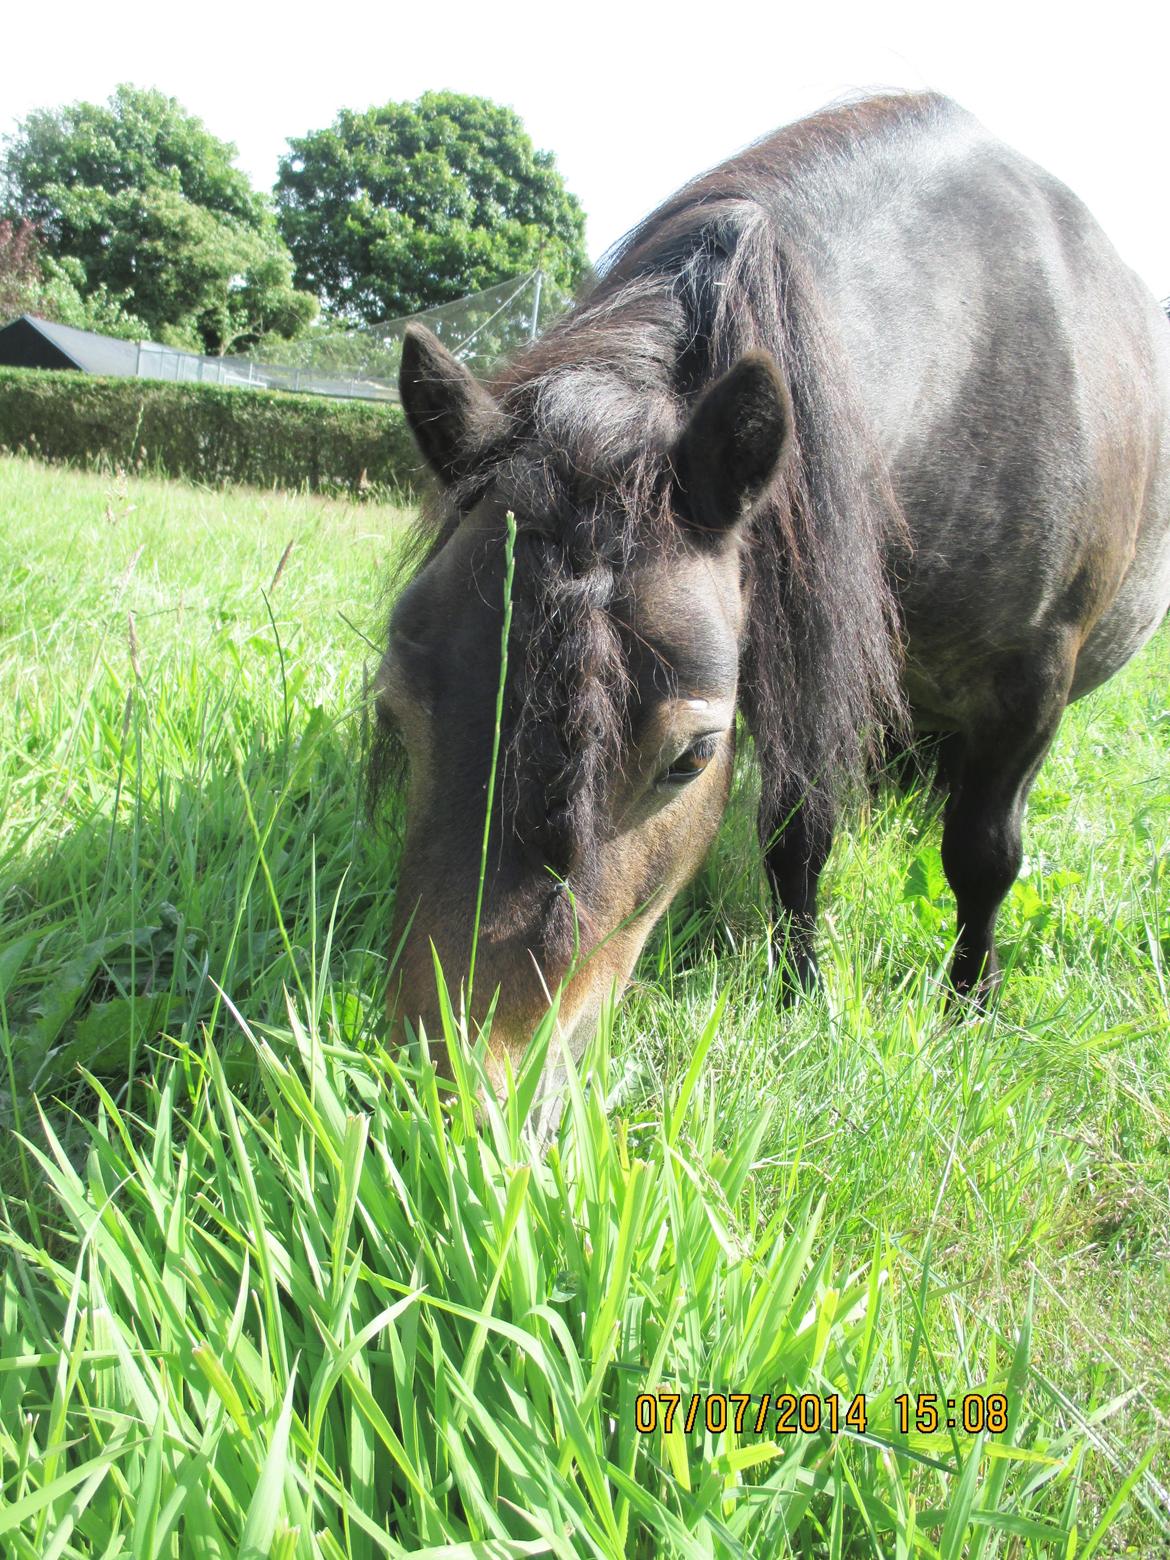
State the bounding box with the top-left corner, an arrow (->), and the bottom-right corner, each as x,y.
375,92 -> 1170,1090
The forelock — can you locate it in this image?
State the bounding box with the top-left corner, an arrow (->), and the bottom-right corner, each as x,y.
500,467 -> 638,877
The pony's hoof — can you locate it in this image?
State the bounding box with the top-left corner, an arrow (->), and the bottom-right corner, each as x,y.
773,945 -> 822,1007
946,952 -> 1001,1014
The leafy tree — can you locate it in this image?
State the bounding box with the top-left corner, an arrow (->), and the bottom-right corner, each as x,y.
1,85 -> 316,353
0,219 -> 42,321
0,217 -> 145,339
92,184 -> 314,352
274,92 -> 589,323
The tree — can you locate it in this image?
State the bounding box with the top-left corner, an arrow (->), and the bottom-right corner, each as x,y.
1,85 -> 316,353
274,92 -> 589,324
0,217 -> 146,339
0,219 -> 41,321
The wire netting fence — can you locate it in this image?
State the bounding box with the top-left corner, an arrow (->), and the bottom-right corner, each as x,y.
134,270 -> 571,403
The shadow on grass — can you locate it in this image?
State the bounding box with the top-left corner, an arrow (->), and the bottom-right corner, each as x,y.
0,721 -> 403,1117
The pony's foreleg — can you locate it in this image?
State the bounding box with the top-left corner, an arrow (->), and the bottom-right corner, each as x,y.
939,653 -> 1073,1000
760,785 -> 835,998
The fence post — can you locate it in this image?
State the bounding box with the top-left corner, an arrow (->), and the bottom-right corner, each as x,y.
529,269 -> 544,341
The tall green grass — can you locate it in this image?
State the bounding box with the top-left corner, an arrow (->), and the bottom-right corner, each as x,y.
1,453 -> 1168,1554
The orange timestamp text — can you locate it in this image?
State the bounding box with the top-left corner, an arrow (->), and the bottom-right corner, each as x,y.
634,1391 -> 1011,1438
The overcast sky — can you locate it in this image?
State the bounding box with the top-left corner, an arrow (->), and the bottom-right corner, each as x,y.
6,0 -> 1169,298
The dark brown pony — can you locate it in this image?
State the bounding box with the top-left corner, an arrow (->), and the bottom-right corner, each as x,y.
374,92 -> 1170,1095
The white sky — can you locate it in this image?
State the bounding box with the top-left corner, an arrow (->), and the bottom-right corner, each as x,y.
5,0 -> 1169,298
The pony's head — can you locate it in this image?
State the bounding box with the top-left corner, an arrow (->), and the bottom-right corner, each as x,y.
376,320 -> 792,1094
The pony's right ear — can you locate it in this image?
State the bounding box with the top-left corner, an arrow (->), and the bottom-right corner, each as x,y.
398,324 -> 504,487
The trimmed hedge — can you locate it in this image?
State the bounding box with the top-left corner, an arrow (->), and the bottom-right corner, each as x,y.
0,366 -> 420,495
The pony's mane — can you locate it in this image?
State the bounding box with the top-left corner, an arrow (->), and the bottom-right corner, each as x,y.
381,93 -> 931,858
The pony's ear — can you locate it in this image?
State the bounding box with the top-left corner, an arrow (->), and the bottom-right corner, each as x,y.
672,352 -> 793,537
398,324 -> 504,486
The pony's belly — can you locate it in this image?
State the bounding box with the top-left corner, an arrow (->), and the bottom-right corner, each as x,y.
900,653 -> 990,732
1071,543 -> 1170,699
899,519 -> 1170,722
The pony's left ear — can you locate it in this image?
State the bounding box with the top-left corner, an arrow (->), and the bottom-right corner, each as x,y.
399,324 -> 505,486
672,352 -> 793,537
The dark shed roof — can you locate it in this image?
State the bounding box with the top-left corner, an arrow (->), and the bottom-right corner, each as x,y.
0,315 -> 141,376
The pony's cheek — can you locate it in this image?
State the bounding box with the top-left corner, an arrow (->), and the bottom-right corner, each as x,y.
673,753 -> 737,875
659,744 -> 737,868
602,753 -> 737,919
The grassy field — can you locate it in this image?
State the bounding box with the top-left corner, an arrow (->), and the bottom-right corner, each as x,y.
1,452 -> 1168,1556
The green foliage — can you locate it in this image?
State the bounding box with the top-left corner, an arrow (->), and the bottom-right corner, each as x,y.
0,218 -> 43,320
274,91 -> 590,323
0,457 -> 1166,1551
30,256 -> 149,339
0,997 -> 1099,1555
0,366 -> 417,494
0,217 -> 145,339
1,85 -> 316,353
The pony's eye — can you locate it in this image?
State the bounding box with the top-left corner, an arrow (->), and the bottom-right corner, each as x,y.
660,733 -> 720,786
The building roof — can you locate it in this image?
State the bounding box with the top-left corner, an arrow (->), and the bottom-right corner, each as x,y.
0,315 -> 142,376
0,313 -> 399,401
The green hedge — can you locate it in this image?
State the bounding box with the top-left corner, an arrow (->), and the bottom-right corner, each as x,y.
0,367 -> 420,495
